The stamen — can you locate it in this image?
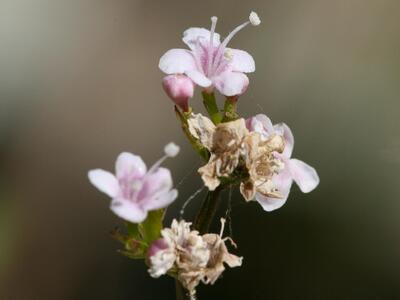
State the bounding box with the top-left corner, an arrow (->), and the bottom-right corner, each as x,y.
219,218 -> 226,237
164,142 -> 180,157
249,11 -> 261,26
179,186 -> 205,218
131,181 -> 143,191
207,16 -> 218,76
213,12 -> 261,74
148,142 -> 180,174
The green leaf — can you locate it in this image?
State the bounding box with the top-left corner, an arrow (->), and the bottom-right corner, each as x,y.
118,249 -> 146,260
126,222 -> 141,240
139,209 -> 165,244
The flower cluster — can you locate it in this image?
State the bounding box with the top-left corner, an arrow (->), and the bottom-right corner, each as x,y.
88,11 -> 319,300
147,219 -> 242,299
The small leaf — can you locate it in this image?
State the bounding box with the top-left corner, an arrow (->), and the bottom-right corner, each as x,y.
126,222 -> 141,240
110,227 -> 128,244
139,209 -> 165,244
118,249 -> 146,260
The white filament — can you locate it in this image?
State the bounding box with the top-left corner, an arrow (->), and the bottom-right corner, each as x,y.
207,16 -> 218,76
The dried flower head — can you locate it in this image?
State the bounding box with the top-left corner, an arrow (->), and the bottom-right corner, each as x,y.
240,131 -> 285,201
147,219 -> 242,298
188,114 -> 248,190
201,219 -> 243,285
246,114 -> 320,211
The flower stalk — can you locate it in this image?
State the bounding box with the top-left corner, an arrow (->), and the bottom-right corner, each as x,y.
193,185 -> 223,234
201,91 -> 222,124
222,96 -> 239,122
175,279 -> 190,300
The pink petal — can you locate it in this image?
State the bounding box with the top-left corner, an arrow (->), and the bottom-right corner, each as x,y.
88,169 -> 119,198
255,170 -> 293,212
144,189 -> 178,211
246,114 -> 274,136
115,152 -> 147,179
138,168 -> 177,210
288,159 -> 319,193
182,27 -> 220,50
110,198 -> 147,223
213,71 -> 249,97
274,123 -> 294,157
228,48 -> 255,73
185,69 -> 212,87
159,49 -> 197,74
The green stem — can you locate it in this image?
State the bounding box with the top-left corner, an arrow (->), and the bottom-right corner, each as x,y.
222,96 -> 239,122
202,91 -> 222,124
193,185 -> 223,234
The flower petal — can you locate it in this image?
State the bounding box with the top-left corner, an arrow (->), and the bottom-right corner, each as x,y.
246,114 -> 274,138
115,152 -> 147,179
185,69 -> 212,87
274,123 -> 294,157
88,169 -> 119,198
288,159 -> 319,193
227,48 -> 255,73
255,170 -> 293,212
182,27 -> 220,50
213,71 -> 249,97
110,198 -> 148,223
144,189 -> 178,211
159,49 -> 197,74
139,168 -> 177,210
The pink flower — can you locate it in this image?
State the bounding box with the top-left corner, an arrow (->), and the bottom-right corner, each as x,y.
162,74 -> 194,111
88,143 -> 180,223
159,12 -> 260,97
246,114 -> 320,211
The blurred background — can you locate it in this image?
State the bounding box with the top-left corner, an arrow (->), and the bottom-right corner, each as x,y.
1,0 -> 399,299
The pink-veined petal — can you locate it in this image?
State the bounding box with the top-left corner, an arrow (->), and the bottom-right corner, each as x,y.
274,123 -> 294,157
144,189 -> 178,211
115,152 -> 147,179
255,169 -> 293,212
288,159 -> 319,193
88,169 -> 119,198
159,49 -> 197,74
246,114 -> 274,138
213,71 -> 249,97
185,69 -> 212,87
110,198 -> 148,223
227,48 -> 255,73
138,168 -> 174,204
182,27 -> 220,50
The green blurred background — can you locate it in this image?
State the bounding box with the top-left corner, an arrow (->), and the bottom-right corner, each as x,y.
1,0 -> 400,299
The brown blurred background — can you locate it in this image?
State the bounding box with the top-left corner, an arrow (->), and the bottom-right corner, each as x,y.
1,0 -> 400,299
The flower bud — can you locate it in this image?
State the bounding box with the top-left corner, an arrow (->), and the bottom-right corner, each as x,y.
147,238 -> 176,278
147,238 -> 169,259
162,74 -> 194,111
